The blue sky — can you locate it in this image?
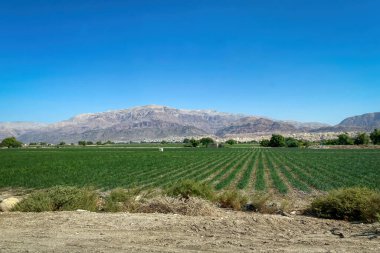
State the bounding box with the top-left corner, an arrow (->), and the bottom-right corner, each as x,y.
1,0 -> 379,124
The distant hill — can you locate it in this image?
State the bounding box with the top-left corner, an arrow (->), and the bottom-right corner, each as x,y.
16,105 -> 243,143
0,122 -> 47,140
280,120 -> 330,130
312,112 -> 380,132
1,105 -> 378,143
337,112 -> 380,130
216,117 -> 298,136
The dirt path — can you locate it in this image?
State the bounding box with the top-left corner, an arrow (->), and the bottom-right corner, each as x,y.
1,211 -> 379,252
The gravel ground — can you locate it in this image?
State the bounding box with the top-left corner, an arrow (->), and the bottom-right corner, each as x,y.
0,211 -> 379,252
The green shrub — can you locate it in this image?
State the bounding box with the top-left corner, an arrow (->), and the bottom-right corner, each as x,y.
217,190 -> 248,211
12,186 -> 98,212
259,139 -> 270,147
307,187 -> 380,223
103,188 -> 143,212
165,180 -> 215,201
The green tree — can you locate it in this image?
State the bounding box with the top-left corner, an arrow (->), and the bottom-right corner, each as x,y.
370,129 -> 380,145
86,141 -> 93,145
96,141 -> 102,145
321,139 -> 339,145
59,141 -> 66,146
0,137 -> 22,148
78,141 -> 86,146
200,137 -> 214,147
269,134 -> 286,147
225,139 -> 237,145
297,139 -> 310,147
259,139 -> 270,147
354,133 -> 370,145
285,137 -> 300,148
189,138 -> 200,147
337,133 -> 354,145
183,138 -> 190,144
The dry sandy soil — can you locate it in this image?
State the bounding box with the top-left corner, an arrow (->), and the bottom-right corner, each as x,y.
0,211 -> 379,253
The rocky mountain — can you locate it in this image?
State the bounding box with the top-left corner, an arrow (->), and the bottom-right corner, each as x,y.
1,106 -> 378,143
280,121 -> 330,130
16,105 -> 244,143
311,112 -> 380,133
337,112 -> 380,130
216,117 -> 298,136
0,122 -> 47,140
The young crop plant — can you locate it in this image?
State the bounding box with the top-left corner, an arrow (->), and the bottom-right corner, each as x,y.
254,152 -> 266,191
237,150 -> 258,189
264,152 -> 288,194
215,152 -> 255,190
210,152 -> 251,188
266,151 -> 310,193
193,151 -> 248,181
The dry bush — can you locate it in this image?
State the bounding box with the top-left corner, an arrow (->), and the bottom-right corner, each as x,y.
102,187 -> 157,212
12,186 -> 98,212
249,192 -> 292,214
217,190 -> 248,211
136,196 -> 219,216
250,192 -> 271,212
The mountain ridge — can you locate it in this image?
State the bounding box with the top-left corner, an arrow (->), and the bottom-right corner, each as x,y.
1,106 -> 378,143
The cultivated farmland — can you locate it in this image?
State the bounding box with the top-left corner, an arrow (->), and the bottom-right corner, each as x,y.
1,147 -> 379,193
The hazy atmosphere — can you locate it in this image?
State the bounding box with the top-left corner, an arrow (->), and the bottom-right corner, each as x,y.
1,0 -> 379,124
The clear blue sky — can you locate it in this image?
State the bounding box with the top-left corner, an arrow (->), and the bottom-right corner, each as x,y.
1,0 -> 379,124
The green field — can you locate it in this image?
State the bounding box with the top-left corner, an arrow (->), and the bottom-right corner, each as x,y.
1,147 -> 379,193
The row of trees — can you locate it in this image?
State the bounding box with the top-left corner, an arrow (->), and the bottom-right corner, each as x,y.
259,134 -> 310,148
183,137 -> 216,147
321,129 -> 380,145
260,129 -> 380,148
77,140 -> 115,146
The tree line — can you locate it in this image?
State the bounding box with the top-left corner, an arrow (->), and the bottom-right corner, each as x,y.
183,137 -> 218,147
259,129 -> 380,147
1,129 -> 379,148
321,129 -> 380,145
259,135 -> 310,148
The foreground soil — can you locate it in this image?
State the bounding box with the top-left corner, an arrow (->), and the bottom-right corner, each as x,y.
0,211 -> 379,252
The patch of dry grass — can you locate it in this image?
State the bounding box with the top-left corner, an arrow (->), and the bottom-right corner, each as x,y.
136,196 -> 219,216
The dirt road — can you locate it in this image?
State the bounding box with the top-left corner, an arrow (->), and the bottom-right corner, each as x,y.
0,211 -> 379,252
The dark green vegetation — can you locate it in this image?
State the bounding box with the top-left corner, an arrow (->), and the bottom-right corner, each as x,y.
0,137 -> 22,148
321,130 -> 379,146
307,187 -> 380,223
260,135 -> 310,148
1,147 -> 380,194
371,129 -> 380,144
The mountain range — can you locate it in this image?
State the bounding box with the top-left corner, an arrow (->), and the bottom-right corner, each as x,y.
0,105 -> 379,143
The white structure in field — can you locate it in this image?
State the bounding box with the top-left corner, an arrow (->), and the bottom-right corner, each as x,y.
159,148 -> 164,152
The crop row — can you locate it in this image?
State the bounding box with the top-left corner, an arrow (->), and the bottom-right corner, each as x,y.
0,148 -> 379,193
